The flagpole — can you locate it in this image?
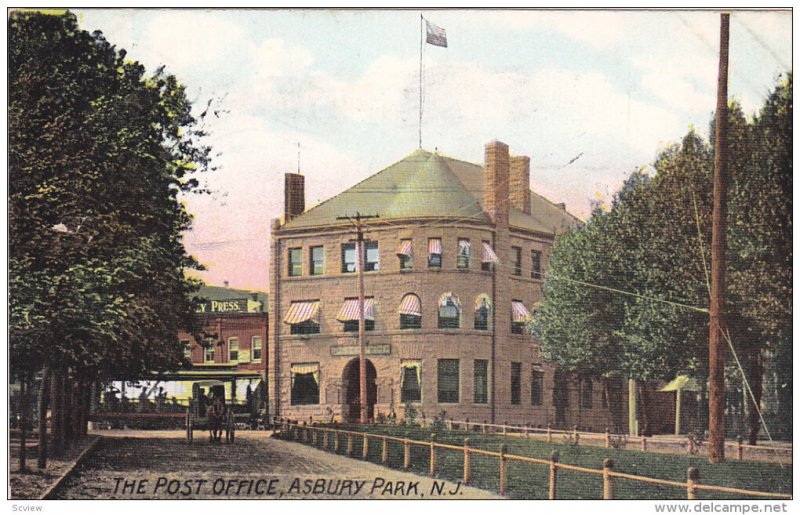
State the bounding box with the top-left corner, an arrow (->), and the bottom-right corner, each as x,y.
419,13 -> 423,149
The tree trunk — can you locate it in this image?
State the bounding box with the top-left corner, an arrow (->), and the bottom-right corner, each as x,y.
51,370 -> 64,455
64,377 -> 74,444
18,374 -> 29,472
37,366 -> 51,469
746,349 -> 763,446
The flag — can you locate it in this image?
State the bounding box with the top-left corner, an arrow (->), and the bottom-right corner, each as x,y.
425,19 -> 447,48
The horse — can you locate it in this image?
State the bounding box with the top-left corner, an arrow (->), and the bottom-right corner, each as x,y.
207,396 -> 226,443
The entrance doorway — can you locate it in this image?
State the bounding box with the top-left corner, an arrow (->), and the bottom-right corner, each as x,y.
342,358 -> 377,423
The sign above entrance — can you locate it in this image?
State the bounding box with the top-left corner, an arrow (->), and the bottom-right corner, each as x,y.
331,344 -> 391,357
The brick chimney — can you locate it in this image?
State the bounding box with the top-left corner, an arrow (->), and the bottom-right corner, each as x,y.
484,140 -> 510,226
284,173 -> 305,222
510,155 -> 531,215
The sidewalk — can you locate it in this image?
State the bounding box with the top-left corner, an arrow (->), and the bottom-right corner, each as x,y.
9,435 -> 100,500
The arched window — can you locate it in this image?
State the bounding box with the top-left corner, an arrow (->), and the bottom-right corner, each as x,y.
474,294 -> 492,330
438,292 -> 461,329
398,294 -> 422,329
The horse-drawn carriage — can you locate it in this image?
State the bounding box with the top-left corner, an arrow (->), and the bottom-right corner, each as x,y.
185,380 -> 235,444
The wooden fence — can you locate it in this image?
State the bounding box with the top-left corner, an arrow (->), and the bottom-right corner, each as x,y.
433,418 -> 790,462
276,419 -> 791,500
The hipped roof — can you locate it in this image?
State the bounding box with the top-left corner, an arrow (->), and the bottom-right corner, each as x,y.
282,149 -> 579,235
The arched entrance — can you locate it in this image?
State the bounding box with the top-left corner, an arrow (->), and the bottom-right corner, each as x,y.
342,358 -> 377,423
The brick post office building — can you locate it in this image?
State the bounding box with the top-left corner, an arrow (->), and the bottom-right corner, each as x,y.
268,141 -> 629,431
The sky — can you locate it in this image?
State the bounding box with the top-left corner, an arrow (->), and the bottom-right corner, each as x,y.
72,8 -> 792,291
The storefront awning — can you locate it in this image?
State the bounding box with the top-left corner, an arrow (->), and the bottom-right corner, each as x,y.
396,240 -> 413,258
511,301 -> 532,322
336,298 -> 375,321
283,301 -> 320,324
475,294 -> 492,310
458,239 -> 471,255
398,294 -> 422,316
482,242 -> 500,264
428,238 -> 442,254
439,292 -> 461,309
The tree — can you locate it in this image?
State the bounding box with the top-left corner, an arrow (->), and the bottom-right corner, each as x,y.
533,76 -> 792,442
9,10 -> 213,468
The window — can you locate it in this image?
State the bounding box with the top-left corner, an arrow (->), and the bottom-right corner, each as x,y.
531,250 -> 542,279
481,241 -> 499,271
204,339 -> 215,363
285,301 -> 321,335
228,337 -> 239,363
474,360 -> 488,404
511,300 -> 531,334
337,298 -> 375,332
428,238 -> 442,268
474,294 -> 491,330
288,247 -> 303,277
457,239 -> 471,268
511,362 -> 522,405
581,377 -> 593,409
438,293 -> 461,329
251,336 -> 263,362
310,246 -> 324,275
512,246 -> 522,276
437,359 -> 460,403
400,361 -> 422,403
291,363 -> 320,405
399,294 -> 422,329
365,241 -> 380,271
397,240 -> 413,270
531,369 -> 544,405
343,320 -> 374,332
342,243 -> 356,273
181,339 -> 191,360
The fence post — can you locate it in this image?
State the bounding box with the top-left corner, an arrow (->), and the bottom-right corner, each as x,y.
547,424 -> 552,443
605,428 -> 610,449
499,443 -> 508,496
302,421 -> 308,443
737,436 -> 743,461
403,437 -> 411,471
525,424 -> 529,439
483,420 -> 488,434
642,437 -> 647,452
573,425 -> 580,445
503,421 -> 508,435
463,438 -> 471,485
449,418 -> 453,431
334,430 -> 340,453
363,433 -> 369,460
687,437 -> 694,455
381,436 -> 388,465
323,428 -> 329,449
430,434 -> 437,477
687,467 -> 699,500
548,450 -> 559,500
603,458 -> 614,500
466,418 -> 470,431
347,433 -> 354,457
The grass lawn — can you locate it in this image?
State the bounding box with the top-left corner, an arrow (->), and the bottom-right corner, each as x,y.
277,424 -> 792,500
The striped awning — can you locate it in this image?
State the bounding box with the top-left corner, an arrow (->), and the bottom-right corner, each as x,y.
511,301 -> 532,322
291,363 -> 320,386
429,238 -> 442,254
398,294 -> 422,316
482,242 -> 500,264
439,292 -> 461,309
396,239 -> 413,258
458,239 -> 471,255
283,301 -> 320,324
475,294 -> 492,310
336,298 -> 375,321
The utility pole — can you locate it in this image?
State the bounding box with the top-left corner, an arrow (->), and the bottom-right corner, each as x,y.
337,212 -> 379,424
709,12 -> 730,464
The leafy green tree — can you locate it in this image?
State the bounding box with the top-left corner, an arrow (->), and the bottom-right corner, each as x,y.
533,76 -> 792,442
9,10 -> 213,466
